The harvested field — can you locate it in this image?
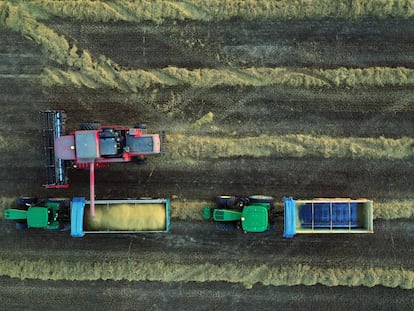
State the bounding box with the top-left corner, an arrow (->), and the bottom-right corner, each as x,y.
1,278 -> 413,311
0,0 -> 413,309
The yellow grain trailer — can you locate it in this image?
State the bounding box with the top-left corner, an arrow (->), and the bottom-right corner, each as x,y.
71,197 -> 170,237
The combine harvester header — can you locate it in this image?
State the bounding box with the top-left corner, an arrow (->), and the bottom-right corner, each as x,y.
42,110 -> 68,189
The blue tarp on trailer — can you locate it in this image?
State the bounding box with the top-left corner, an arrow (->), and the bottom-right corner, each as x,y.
299,202 -> 359,228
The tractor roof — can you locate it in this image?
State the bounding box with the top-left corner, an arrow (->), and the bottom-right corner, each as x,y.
27,207 -> 49,228
241,205 -> 269,232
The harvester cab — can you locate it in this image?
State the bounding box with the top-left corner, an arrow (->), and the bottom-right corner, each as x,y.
3,198 -> 69,230
203,195 -> 274,233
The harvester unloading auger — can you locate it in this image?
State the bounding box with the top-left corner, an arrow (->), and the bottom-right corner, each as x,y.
41,110 -> 164,216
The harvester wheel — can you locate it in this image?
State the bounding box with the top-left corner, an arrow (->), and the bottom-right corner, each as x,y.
216,196 -> 236,208
248,195 -> 275,208
133,157 -> 148,165
134,123 -> 147,129
16,197 -> 37,207
80,122 -> 101,130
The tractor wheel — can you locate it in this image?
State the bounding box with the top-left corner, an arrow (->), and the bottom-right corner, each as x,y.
16,222 -> 28,231
58,209 -> 71,224
134,123 -> 147,129
80,122 -> 101,130
58,223 -> 71,231
248,195 -> 275,208
215,222 -> 237,232
48,198 -> 71,209
216,195 -> 236,208
16,197 -> 37,207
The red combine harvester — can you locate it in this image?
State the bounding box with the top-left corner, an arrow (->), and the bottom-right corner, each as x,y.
42,110 -> 163,216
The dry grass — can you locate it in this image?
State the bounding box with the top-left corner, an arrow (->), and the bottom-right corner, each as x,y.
0,134 -> 27,152
1,2 -> 72,66
323,67 -> 414,87
2,3 -> 414,92
1,256 -> 413,289
0,197 -> 16,218
0,2 -> 125,90
165,134 -> 414,161
41,66 -> 414,91
375,201 -> 414,219
171,199 -> 210,220
25,0 -> 414,23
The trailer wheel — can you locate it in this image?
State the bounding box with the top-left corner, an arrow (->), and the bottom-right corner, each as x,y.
248,195 -> 275,208
216,196 -> 236,208
16,197 -> 37,207
80,122 -> 101,130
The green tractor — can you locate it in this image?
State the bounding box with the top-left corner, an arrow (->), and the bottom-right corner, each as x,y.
203,195 -> 274,233
3,197 -> 70,230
